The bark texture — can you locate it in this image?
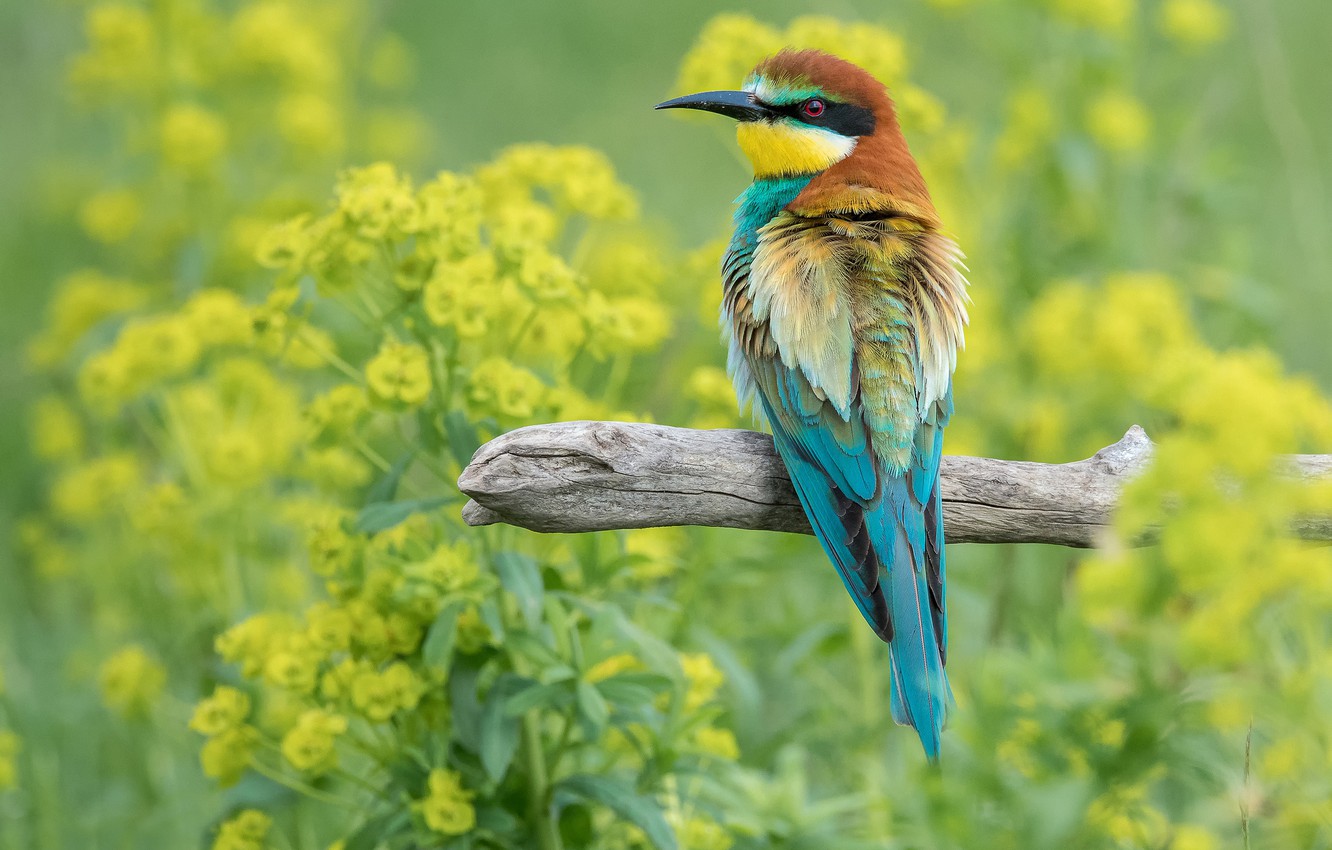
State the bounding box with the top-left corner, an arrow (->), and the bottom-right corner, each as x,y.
457,421 -> 1332,547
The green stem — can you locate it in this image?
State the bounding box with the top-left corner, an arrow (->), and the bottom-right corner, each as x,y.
523,712 -> 564,850
248,757 -> 363,810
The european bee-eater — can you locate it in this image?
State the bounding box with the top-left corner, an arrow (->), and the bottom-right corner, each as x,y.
657,50 -> 968,759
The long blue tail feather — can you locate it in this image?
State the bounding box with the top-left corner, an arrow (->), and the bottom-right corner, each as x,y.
873,478 -> 948,761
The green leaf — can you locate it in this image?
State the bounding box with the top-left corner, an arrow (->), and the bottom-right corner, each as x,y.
422,600 -> 466,672
449,657 -> 484,752
480,674 -> 530,782
475,805 -> 520,836
494,552 -> 543,627
442,835 -> 474,850
365,449 -> 415,505
444,409 -> 482,468
552,774 -> 677,850
417,408 -> 444,454
575,680 -> 609,740
504,631 -> 563,668
595,673 -> 673,708
502,681 -> 575,717
343,810 -> 411,850
355,496 -> 450,534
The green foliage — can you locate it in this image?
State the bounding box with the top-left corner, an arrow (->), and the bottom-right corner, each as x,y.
4,2 -> 1332,850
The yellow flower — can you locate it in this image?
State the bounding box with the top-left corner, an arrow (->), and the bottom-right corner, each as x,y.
467,357 -> 546,421
785,16 -> 909,85
199,730 -> 254,788
455,607 -> 492,654
184,290 -> 254,349
99,645 -> 166,717
678,817 -> 733,850
366,34 -> 416,91
277,93 -> 345,156
1172,825 -> 1218,850
686,367 -> 734,406
0,730 -> 20,791
306,384 -> 368,444
78,189 -> 141,244
206,427 -> 269,487
1051,0 -> 1135,36
1204,691 -> 1251,729
416,768 -> 477,836
409,542 -> 480,595
281,709 -> 348,774
212,808 -> 271,850
68,3 -> 157,97
263,643 -> 321,695
161,104 -> 228,175
29,395 -> 85,463
28,269 -> 145,367
217,613 -> 294,678
365,340 -> 432,408
589,295 -> 672,354
623,527 -> 685,583
190,686 -> 252,736
51,452 -> 140,521
1259,736 -> 1305,780
895,84 -> 947,135
87,3 -> 155,58
336,163 -> 420,241
305,514 -> 360,578
1094,718 -> 1127,748
674,14 -> 782,96
1086,90 -> 1152,154
1159,0 -> 1229,48
680,652 -> 725,710
995,87 -> 1057,167
585,653 -> 640,684
693,726 -> 741,760
422,253 -> 498,337
350,661 -> 423,721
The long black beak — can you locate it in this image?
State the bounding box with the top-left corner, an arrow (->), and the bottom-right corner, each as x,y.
654,90 -> 772,122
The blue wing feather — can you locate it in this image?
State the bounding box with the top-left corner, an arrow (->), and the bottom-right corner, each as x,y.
722,189 -> 952,760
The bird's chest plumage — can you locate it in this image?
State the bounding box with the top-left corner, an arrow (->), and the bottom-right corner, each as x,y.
722,178 -> 930,470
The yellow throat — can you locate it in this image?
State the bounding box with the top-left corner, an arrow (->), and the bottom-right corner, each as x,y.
736,120 -> 857,179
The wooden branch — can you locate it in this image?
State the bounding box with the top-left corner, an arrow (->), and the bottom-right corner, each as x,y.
457,421 -> 1332,547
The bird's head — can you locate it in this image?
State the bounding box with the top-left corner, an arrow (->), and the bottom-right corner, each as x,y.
658,49 -> 936,221
657,49 -> 894,180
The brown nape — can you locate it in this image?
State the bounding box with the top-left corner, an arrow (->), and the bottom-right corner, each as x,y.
753,49 -> 939,227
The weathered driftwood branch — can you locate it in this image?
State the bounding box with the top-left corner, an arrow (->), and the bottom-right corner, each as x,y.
457,421 -> 1332,548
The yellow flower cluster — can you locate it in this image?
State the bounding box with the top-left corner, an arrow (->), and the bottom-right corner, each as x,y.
190,685 -> 252,736
190,686 -> 259,786
99,645 -> 166,717
1085,90 -> 1152,155
1086,779 -> 1168,846
211,809 -> 272,850
281,709 -> 348,773
0,730 -> 19,791
680,652 -> 726,711
415,768 -> 477,835
1159,0 -> 1230,48
675,15 -> 908,96
365,341 -> 432,409
1049,0 -> 1136,37
693,726 -> 741,760
27,270 -> 146,368
253,154 -> 664,427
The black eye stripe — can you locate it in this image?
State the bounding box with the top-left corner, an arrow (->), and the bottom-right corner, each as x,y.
771,99 -> 876,137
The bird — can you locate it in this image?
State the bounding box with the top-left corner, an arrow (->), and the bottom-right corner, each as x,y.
656,49 -> 968,759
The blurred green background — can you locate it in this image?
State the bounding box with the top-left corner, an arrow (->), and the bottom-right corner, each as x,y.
4,0 -> 1331,481
3,1 -> 1332,849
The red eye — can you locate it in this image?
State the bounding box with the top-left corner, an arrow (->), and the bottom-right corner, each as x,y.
802,99 -> 826,118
